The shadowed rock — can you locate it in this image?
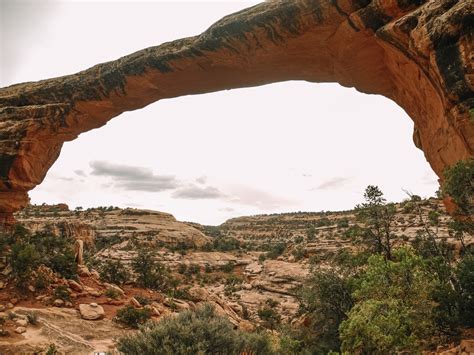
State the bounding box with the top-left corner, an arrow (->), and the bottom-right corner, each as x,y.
0,0 -> 473,226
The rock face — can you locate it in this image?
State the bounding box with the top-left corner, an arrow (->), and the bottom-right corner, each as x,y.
16,205 -> 211,248
0,0 -> 472,225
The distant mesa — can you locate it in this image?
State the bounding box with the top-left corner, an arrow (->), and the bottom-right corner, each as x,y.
0,0 -> 472,226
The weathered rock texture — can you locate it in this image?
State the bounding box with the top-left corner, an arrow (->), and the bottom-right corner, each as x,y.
0,0 -> 473,225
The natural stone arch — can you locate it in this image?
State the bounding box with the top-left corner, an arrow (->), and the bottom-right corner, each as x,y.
0,0 -> 472,226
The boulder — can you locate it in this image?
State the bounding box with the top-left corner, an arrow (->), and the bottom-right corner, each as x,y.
79,303 -> 104,320
68,279 -> 83,292
15,319 -> 28,327
53,299 -> 64,307
14,327 -> 26,334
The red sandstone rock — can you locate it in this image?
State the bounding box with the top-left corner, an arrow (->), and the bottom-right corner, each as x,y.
0,1 -> 472,224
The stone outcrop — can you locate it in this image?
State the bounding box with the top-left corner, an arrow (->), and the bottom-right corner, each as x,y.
78,303 -> 105,320
0,0 -> 472,225
16,204 -> 211,249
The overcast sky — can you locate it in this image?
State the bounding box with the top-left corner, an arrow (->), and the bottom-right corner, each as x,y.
0,0 -> 439,225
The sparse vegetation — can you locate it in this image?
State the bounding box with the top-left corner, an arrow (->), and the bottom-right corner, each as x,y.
98,259 -> 130,285
117,304 -> 273,354
115,305 -> 152,328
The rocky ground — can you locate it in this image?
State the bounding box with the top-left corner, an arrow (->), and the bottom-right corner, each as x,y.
0,199 -> 471,353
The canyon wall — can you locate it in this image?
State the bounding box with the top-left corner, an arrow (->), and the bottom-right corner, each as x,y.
0,0 -> 473,226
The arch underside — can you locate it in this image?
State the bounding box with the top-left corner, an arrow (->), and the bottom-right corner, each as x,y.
0,0 -> 472,225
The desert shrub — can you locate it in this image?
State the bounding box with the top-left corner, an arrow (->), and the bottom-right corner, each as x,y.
457,254 -> 474,327
339,248 -> 437,353
10,243 -> 40,289
104,287 -> 121,300
266,242 -> 286,259
257,306 -> 281,329
298,268 -> 354,353
26,311 -> 39,325
306,227 -> 318,241
315,218 -> 332,227
343,224 -> 364,239
337,218 -> 349,228
203,236 -> 241,252
117,304 -> 273,354
53,285 -> 70,301
187,264 -> 200,275
291,246 -> 305,261
8,226 -> 77,288
132,249 -> 172,290
45,344 -> 58,355
177,264 -> 187,274
116,305 -> 152,329
48,252 -> 76,280
225,274 -> 243,286
99,259 -> 129,285
134,295 -> 151,306
220,261 -> 235,273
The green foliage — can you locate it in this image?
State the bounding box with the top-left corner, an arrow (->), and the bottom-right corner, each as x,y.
117,304 -> 273,354
220,261 -> 235,273
298,269 -> 354,353
443,159 -> 474,215
134,295 -> 151,306
26,311 -> 39,325
98,259 -> 130,285
336,218 -> 349,228
291,246 -> 305,261
53,285 -> 71,301
104,287 -> 121,300
202,236 -> 241,252
7,225 -> 77,289
48,252 -> 76,280
116,305 -> 152,329
457,254 -> 474,327
10,243 -> 40,289
132,249 -> 172,290
356,185 -> 397,260
258,300 -> 281,330
340,299 -> 427,353
45,344 -> 58,355
339,248 -> 437,353
265,242 -> 286,259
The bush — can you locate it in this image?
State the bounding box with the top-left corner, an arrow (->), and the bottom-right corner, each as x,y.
53,285 -> 70,301
339,248 -> 437,353
26,311 -> 39,325
134,295 -> 151,306
266,242 -> 286,259
115,305 -> 152,329
298,269 -> 354,353
258,302 -> 281,330
132,249 -> 171,290
104,287 -> 121,300
7,226 -> 78,289
220,262 -> 235,273
10,243 -> 40,289
117,304 -> 273,354
99,260 -> 129,285
457,254 -> 474,327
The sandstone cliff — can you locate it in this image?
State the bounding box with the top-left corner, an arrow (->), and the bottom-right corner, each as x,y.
0,0 -> 473,225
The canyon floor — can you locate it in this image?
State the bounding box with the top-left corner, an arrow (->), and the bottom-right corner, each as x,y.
0,199 -> 472,354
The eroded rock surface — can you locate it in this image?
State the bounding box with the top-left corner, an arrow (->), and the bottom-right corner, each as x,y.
16,205 -> 211,249
0,0 -> 473,224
